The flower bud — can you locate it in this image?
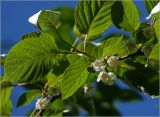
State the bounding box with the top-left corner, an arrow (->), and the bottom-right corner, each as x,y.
106,56 -> 119,67
92,59 -> 106,71
35,97 -> 50,110
97,71 -> 117,86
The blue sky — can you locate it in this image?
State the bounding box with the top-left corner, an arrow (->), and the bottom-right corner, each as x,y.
1,0 -> 160,116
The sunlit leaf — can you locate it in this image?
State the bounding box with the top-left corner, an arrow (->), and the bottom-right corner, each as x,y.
75,0 -> 114,40
61,58 -> 89,100
4,33 -> 65,83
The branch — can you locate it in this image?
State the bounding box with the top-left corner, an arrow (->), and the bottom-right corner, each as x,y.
119,49 -> 144,61
54,28 -> 96,59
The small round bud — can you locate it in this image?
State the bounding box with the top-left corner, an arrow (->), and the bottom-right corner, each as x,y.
106,56 -> 119,67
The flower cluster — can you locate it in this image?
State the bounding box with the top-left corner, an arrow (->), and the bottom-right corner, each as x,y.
91,58 -> 117,86
35,97 -> 50,110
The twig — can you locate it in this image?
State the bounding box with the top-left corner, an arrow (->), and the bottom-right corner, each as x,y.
119,49 -> 144,61
54,28 -> 95,59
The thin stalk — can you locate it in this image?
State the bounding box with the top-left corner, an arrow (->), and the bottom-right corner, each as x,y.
84,34 -> 88,52
70,37 -> 79,52
54,28 -> 95,59
119,49 -> 144,61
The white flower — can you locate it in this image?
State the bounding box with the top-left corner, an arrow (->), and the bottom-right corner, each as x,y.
146,2 -> 160,20
92,59 -> 106,71
28,10 -> 42,25
97,71 -> 117,86
106,56 -> 119,67
35,97 -> 50,110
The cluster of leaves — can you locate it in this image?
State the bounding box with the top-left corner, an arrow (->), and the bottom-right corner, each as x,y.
0,0 -> 159,116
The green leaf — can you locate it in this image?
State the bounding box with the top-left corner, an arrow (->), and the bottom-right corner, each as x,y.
43,7 -> 75,50
38,10 -> 62,31
93,36 -> 133,58
77,42 -> 97,54
4,33 -> 64,83
154,20 -> 160,42
0,87 -> 13,116
61,58 -> 89,100
66,54 -> 80,64
108,57 -> 159,96
75,1 -> 114,40
47,72 -> 62,88
111,1 -> 140,32
133,22 -> 152,44
51,99 -> 65,111
17,89 -> 41,108
21,32 -> 41,40
149,43 -> 159,61
144,0 -> 159,13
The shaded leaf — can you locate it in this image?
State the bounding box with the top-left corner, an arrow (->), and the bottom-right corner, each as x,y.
0,81 -> 13,88
108,57 -> 159,96
17,89 -> 41,108
111,1 -> 140,32
21,32 -> 41,40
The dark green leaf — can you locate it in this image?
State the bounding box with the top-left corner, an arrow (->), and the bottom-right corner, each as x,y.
61,58 -> 89,100
0,81 -> 13,88
108,57 -> 159,97
75,1 -> 114,40
21,32 -> 41,40
111,1 -> 140,32
17,89 -> 41,108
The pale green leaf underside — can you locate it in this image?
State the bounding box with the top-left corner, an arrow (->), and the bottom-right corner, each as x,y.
93,36 -> 129,58
111,1 -> 140,32
75,0 -> 114,40
61,58 -> 89,100
17,89 -> 41,108
4,34 -> 62,83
